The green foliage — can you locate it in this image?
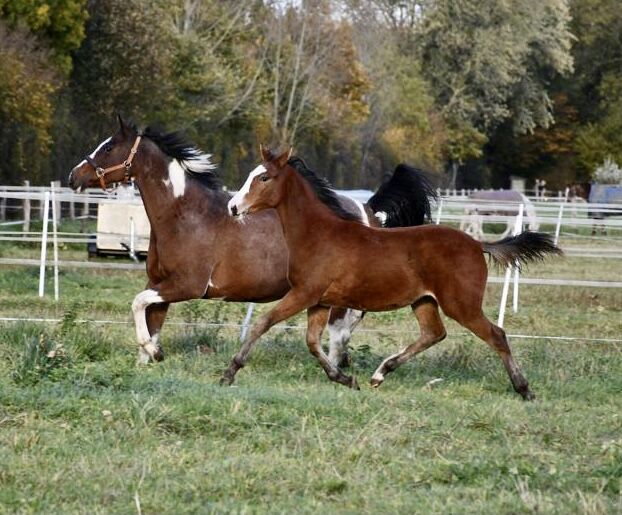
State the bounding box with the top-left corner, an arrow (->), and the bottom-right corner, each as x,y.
12,334 -> 71,384
0,0 -> 88,74
418,0 -> 574,164
0,20 -> 58,183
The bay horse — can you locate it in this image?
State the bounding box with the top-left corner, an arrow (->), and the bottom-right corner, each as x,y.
224,148 -> 563,399
68,116 -> 436,364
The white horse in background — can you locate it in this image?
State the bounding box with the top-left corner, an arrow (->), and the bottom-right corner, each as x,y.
460,190 -> 539,240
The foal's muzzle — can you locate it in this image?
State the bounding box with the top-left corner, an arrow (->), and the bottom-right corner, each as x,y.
230,205 -> 238,216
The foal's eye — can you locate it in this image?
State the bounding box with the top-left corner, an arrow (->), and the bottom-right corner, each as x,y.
260,174 -> 270,182
104,144 -> 113,152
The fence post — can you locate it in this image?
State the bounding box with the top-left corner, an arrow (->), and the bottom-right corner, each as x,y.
435,199 -> 444,225
0,186 -> 6,221
38,191 -> 50,298
498,204 -> 524,325
50,183 -> 60,301
240,303 -> 255,342
23,180 -> 31,233
69,191 -> 76,220
553,187 -> 569,246
52,180 -> 61,221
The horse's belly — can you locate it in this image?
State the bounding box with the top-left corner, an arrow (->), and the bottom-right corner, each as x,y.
320,272 -> 423,312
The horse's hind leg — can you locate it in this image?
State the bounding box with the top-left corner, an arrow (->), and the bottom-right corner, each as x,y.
308,306 -> 359,389
461,314 -> 535,400
327,307 -> 364,368
371,298 -> 446,387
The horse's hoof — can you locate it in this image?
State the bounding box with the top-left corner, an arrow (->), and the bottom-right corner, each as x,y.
522,390 -> 536,401
370,370 -> 385,388
152,347 -> 165,362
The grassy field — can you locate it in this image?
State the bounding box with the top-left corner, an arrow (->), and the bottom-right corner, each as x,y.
0,233 -> 621,514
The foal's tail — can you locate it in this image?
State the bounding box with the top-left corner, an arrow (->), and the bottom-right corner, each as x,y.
367,164 -> 437,227
482,232 -> 563,269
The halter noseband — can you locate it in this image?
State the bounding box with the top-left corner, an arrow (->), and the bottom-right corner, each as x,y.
85,135 -> 142,190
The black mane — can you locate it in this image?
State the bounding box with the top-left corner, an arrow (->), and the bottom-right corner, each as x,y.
287,157 -> 361,222
367,164 -> 437,227
142,126 -> 221,190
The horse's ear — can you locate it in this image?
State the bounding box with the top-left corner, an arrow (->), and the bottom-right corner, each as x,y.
117,113 -> 126,136
275,148 -> 292,168
260,144 -> 273,162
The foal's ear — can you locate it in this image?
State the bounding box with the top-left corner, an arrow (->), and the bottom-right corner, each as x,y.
260,144 -> 273,162
275,147 -> 293,168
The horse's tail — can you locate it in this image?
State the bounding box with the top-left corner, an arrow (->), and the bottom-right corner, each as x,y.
367,164 -> 437,227
482,232 -> 563,269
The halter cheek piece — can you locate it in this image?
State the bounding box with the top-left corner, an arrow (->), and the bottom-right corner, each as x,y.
85,135 -> 142,191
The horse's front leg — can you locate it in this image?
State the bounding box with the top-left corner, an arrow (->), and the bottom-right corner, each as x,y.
133,289 -> 168,363
220,290 -> 314,385
133,279 -> 203,363
138,302 -> 170,363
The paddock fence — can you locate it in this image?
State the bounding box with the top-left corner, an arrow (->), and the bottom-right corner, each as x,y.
1,183 -> 621,343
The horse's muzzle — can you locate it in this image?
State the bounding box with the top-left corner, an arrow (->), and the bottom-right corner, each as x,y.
229,205 -> 238,216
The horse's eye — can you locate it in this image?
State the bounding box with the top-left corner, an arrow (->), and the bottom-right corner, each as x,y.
260,174 -> 270,182
104,144 -> 113,152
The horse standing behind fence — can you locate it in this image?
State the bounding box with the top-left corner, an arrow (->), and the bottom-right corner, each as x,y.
68,116 -> 436,364
460,190 -> 538,240
224,147 -> 562,399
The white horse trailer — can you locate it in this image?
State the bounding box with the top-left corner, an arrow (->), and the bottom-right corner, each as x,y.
91,193 -> 150,259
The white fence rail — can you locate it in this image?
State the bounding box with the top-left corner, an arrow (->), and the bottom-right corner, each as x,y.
1,184 -> 621,337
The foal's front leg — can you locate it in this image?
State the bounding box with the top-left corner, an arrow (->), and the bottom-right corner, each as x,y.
220,290 -> 314,385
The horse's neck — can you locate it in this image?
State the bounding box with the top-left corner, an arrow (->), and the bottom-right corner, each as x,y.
134,164 -> 227,238
275,173 -> 338,259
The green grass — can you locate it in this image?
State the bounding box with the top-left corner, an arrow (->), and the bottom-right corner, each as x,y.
0,253 -> 621,513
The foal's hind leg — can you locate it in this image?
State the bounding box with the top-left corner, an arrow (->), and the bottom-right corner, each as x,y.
308,307 -> 359,389
461,314 -> 535,400
371,298 -> 446,387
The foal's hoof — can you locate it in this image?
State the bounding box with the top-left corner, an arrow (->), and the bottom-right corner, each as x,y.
219,372 -> 235,386
522,390 -> 536,401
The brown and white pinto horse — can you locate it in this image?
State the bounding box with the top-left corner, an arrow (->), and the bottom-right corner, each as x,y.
68,117 -> 436,364
224,148 -> 563,399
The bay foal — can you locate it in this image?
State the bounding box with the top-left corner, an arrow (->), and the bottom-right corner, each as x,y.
224,148 -> 562,399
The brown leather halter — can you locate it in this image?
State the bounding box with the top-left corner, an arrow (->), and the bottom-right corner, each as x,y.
85,135 -> 142,190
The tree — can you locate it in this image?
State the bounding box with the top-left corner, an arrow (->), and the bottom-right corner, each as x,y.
0,21 -> 59,183
0,0 -> 88,74
417,0 -> 574,186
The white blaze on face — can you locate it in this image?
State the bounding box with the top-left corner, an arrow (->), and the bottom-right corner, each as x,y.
89,137 -> 112,160
228,164 -> 266,215
165,159 -> 186,198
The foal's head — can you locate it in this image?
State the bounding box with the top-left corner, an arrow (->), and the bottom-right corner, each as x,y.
228,146 -> 292,216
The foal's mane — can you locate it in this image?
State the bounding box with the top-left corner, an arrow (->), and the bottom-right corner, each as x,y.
142,126 -> 221,190
287,157 -> 361,223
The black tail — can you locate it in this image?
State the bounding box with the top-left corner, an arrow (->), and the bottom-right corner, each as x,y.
483,232 -> 563,269
367,164 -> 437,227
